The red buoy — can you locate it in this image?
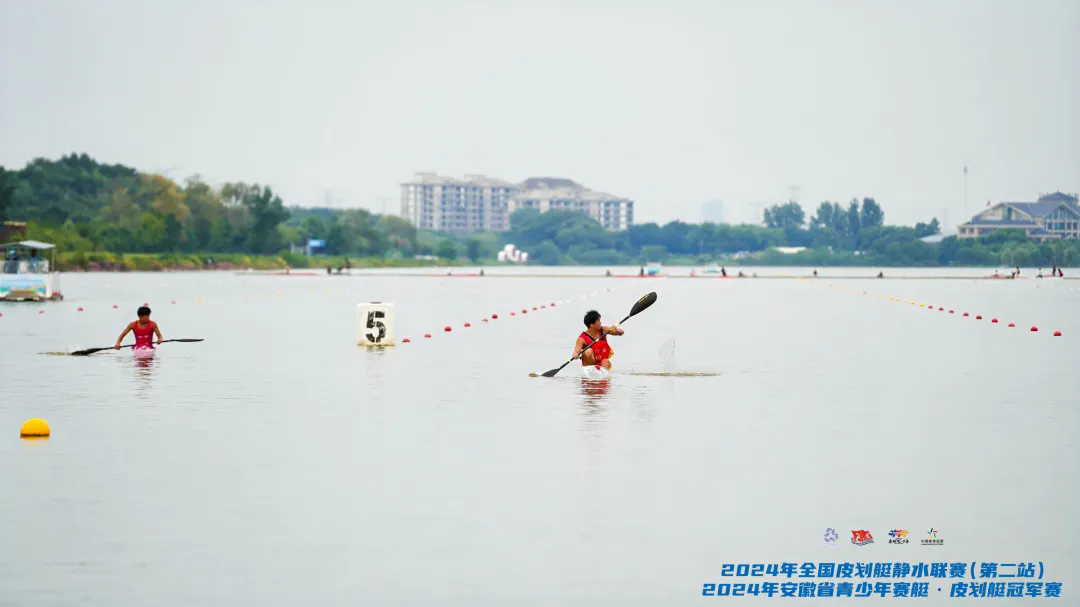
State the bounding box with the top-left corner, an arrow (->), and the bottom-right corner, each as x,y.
402,337 -> 411,343
1008,323 -> 1015,328
522,309 -> 528,314
976,315 -> 982,320
424,333 -> 432,338
112,305 -> 118,309
39,310 -> 45,314
938,307 -> 944,311
992,318 -> 999,323
532,307 -> 537,310
1054,330 -> 1062,336
464,322 -> 471,327
949,310 -> 954,314
551,302 -> 556,306
77,307 -> 84,311
510,312 -> 515,316
1030,326 -> 1037,332
962,312 -> 969,317
444,326 -> 452,332
491,313 -> 498,319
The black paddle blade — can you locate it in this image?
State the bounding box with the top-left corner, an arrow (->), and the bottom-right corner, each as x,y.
540,364 -> 567,378
629,292 -> 657,317
70,346 -> 111,356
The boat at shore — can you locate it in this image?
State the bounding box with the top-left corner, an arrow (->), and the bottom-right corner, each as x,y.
1,240 -> 64,302
646,262 -> 662,276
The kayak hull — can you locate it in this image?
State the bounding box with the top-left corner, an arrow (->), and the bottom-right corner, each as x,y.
581,364 -> 610,379
133,346 -> 156,359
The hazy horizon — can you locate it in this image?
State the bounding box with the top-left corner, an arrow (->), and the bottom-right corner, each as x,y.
2,0 -> 1077,229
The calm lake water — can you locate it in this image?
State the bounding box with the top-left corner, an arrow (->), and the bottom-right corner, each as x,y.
1,267 -> 1077,605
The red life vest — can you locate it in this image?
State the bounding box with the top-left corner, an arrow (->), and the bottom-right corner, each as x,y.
133,320 -> 156,347
579,330 -> 611,364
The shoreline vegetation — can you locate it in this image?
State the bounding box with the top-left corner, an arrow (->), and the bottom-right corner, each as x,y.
2,154 -> 1078,271
48,251 -> 1077,273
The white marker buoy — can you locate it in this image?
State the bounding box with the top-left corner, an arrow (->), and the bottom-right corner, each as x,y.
357,302 -> 395,347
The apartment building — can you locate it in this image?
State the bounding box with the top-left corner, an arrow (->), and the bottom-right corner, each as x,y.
400,173 -> 633,233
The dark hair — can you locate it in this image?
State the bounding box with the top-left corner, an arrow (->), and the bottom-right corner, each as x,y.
583,310 -> 601,327
137,306 -> 151,317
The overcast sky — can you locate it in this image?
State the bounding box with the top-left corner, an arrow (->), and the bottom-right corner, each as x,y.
2,0 -> 1077,228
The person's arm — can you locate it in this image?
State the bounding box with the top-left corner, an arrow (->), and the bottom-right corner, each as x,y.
605,325 -> 624,336
153,322 -> 164,344
572,336 -> 586,359
114,322 -> 134,348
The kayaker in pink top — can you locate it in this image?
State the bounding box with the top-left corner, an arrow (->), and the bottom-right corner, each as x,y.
114,306 -> 163,350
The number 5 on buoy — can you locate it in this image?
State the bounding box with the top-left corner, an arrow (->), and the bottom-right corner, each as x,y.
358,302 -> 395,347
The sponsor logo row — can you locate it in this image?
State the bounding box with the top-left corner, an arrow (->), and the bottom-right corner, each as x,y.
825,528 -> 943,547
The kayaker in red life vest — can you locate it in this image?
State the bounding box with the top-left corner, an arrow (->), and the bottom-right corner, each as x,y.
574,309 -> 624,370
114,306 -> 163,350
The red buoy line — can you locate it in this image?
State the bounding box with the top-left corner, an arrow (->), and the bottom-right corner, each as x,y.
815,282 -> 1063,338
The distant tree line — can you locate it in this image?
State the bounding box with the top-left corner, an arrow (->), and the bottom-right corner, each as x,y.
1,154 -> 1077,267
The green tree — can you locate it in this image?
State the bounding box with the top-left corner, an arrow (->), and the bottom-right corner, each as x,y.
810,202 -> 836,229
466,238 -> 482,262
860,198 -> 884,229
298,216 -> 327,244
510,207 -> 541,230
340,209 -> 383,255
846,200 -> 861,240
137,212 -> 167,251
163,213 -> 184,251
641,244 -> 668,262
436,239 -> 457,260
763,202 -> 805,231
375,215 -> 418,254
224,184 -> 289,254
530,240 -> 561,265
0,167 -> 14,222
914,219 -> 940,238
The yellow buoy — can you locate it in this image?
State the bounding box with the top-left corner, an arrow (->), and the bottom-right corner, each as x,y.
20,418 -> 50,438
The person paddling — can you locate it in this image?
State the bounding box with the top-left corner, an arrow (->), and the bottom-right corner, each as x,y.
574,310 -> 623,370
114,306 -> 163,352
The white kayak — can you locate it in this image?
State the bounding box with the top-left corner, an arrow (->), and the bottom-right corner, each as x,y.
581,364 -> 611,379
133,345 -> 156,359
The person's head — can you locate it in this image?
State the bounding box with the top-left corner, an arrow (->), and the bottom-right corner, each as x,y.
583,310 -> 601,329
137,306 -> 151,320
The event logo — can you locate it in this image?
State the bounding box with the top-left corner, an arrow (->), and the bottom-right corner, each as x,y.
921,528 -> 943,546
851,530 -> 874,546
888,529 -> 910,545
824,528 -> 839,548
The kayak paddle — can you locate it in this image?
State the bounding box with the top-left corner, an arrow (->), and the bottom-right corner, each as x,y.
70,338 -> 205,356
540,291 -> 657,377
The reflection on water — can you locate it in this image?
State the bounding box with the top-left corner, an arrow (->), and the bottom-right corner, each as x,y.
578,377 -> 611,404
